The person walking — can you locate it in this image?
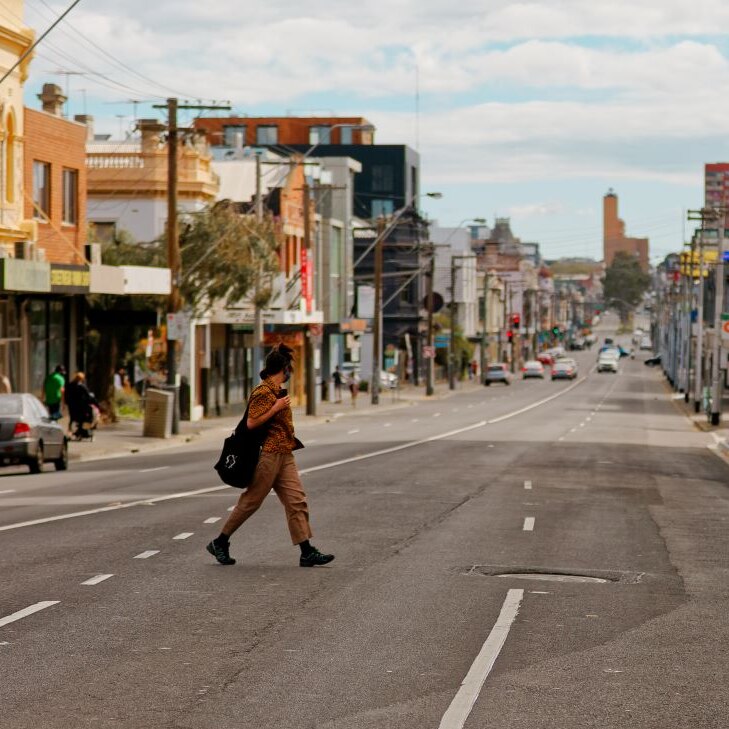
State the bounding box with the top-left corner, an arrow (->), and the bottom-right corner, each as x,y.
43,364 -> 65,421
332,366 -> 343,403
347,370 -> 359,408
65,372 -> 97,440
206,344 -> 334,568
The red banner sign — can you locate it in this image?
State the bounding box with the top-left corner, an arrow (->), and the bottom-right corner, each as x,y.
301,248 -> 313,314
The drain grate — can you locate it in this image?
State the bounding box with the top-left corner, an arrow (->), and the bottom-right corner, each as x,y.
464,564 -> 644,584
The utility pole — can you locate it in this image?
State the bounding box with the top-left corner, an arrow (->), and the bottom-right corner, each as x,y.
449,256 -> 457,390
426,250 -> 435,396
480,270 -> 488,384
252,152 -> 264,394
371,216 -> 385,405
710,209 -> 727,425
502,282 -> 509,363
509,285 -> 515,372
695,231 -> 705,413
154,97 -> 231,433
302,180 -> 317,416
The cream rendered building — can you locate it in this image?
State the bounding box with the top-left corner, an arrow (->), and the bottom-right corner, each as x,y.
0,0 -> 35,249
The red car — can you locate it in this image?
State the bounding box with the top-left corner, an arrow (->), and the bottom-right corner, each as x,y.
537,352 -> 554,366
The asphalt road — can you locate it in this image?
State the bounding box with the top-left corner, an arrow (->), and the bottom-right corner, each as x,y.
1,322 -> 728,728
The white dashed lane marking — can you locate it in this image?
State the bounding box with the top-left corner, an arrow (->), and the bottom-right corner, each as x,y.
0,489 -> 16,495
133,550 -> 159,559
348,429 -> 360,434
0,601 -> 59,629
203,517 -> 221,524
173,532 -> 194,540
139,466 -> 170,473
81,574 -> 114,586
524,480 -> 532,490
523,517 -> 535,531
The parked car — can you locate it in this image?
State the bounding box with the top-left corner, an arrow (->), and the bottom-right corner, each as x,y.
485,364 -> 513,386
644,354 -> 662,367
640,336 -> 653,351
597,351 -> 620,373
522,361 -> 545,379
551,361 -> 577,380
537,352 -> 554,366
0,394 -> 68,473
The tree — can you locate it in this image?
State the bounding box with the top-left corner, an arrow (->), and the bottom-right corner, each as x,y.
602,251 -> 651,323
179,201 -> 281,314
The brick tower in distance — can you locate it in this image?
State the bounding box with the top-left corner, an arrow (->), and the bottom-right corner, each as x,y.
603,189 -> 649,271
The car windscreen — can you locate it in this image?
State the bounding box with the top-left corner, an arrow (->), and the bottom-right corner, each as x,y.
488,366 -> 504,372
0,395 -> 23,416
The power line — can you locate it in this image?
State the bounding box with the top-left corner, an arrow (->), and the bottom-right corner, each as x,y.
0,0 -> 83,86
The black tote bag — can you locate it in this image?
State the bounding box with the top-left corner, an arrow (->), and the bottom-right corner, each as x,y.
213,405 -> 265,489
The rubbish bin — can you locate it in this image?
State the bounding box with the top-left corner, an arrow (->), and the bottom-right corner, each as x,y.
143,388 -> 174,438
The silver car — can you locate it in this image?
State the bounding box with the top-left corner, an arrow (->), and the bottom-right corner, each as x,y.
0,394 -> 68,473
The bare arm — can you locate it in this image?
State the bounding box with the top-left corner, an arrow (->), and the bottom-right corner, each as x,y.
247,396 -> 290,430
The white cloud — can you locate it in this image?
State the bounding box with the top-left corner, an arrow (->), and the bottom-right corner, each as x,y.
507,202 -> 565,217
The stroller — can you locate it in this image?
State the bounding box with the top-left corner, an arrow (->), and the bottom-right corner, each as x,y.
70,398 -> 100,442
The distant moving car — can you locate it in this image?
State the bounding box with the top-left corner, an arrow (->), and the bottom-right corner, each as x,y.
597,351 -> 620,373
522,360 -> 545,379
537,352 -> 554,366
644,354 -> 662,367
551,361 -> 577,380
485,364 -> 513,386
556,357 -> 578,375
640,336 -> 652,351
0,393 -> 68,473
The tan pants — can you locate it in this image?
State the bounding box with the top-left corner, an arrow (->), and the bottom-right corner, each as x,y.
222,452 -> 312,545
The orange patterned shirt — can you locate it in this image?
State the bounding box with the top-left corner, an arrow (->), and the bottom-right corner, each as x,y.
248,377 -> 297,453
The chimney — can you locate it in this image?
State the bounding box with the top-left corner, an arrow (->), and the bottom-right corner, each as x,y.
137,118 -> 166,152
74,114 -> 94,143
38,83 -> 66,117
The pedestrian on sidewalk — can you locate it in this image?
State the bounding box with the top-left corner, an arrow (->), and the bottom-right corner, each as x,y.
207,344 -> 335,568
43,364 -> 66,421
332,366 -> 343,403
347,370 -> 359,408
66,372 -> 98,440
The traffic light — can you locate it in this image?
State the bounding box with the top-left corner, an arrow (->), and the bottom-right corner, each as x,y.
552,325 -> 560,336
511,313 -> 520,329
507,330 -> 513,342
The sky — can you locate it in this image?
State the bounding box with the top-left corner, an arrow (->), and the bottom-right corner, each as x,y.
17,0 -> 729,262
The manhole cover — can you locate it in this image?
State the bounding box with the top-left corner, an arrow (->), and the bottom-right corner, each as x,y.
497,573 -> 609,584
463,564 -> 643,584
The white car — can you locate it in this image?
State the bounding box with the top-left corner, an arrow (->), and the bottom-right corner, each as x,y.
522,360 -> 545,379
597,352 -> 619,373
639,336 -> 652,351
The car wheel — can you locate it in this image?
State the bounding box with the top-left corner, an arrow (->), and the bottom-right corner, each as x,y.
485,382 -> 490,386
29,443 -> 44,474
54,440 -> 69,471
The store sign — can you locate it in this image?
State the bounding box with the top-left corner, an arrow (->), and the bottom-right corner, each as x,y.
263,331 -> 304,347
300,248 -> 313,314
50,264 -> 90,293
166,312 -> 189,341
0,259 -> 50,292
721,313 -> 729,343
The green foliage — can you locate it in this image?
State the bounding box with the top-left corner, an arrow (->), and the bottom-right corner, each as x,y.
602,252 -> 651,323
434,313 -> 475,379
179,202 -> 281,313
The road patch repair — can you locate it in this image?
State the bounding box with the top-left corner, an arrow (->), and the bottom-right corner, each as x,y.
464,564 -> 644,584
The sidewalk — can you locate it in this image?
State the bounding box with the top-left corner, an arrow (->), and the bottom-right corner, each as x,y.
668,383 -> 729,458
68,380 -> 483,463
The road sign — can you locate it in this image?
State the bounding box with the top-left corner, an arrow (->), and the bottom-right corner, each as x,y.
723,251 -> 729,263
722,314 -> 729,342
166,312 -> 188,341
423,345 -> 435,359
434,334 -> 449,349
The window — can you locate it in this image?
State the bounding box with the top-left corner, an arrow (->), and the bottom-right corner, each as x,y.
372,164 -> 394,192
32,161 -> 51,219
371,199 -> 394,217
309,126 -> 331,145
223,125 -> 247,147
256,125 -> 278,145
5,113 -> 14,203
62,168 -> 78,225
92,221 -> 116,245
339,126 -> 353,144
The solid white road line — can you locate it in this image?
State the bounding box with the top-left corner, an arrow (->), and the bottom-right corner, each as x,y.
133,550 -> 159,559
0,601 -> 59,629
438,589 -> 524,729
523,517 -> 535,531
0,489 -> 16,495
524,480 -> 532,490
203,517 -> 221,524
173,532 -> 194,540
348,429 -> 360,434
81,574 -> 113,586
0,378 -> 587,534
139,466 -> 170,473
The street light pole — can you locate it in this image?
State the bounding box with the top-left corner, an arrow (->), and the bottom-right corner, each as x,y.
480,269 -> 489,384
371,216 -> 385,405
426,251 -> 435,396
710,210 -> 726,426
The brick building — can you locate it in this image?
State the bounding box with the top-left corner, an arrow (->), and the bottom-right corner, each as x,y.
24,89 -> 87,264
603,189 -> 649,271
